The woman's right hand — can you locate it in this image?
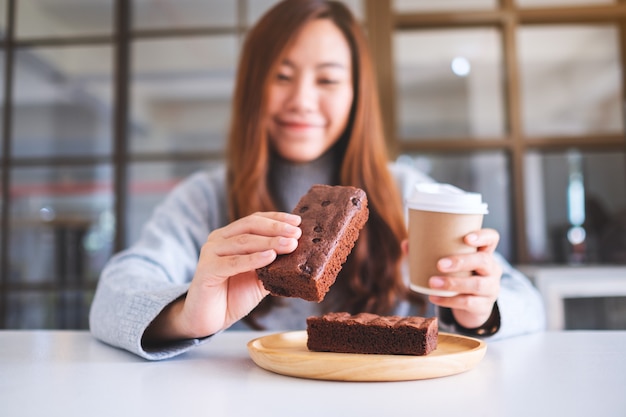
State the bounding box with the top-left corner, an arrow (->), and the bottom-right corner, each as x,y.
143,212 -> 301,344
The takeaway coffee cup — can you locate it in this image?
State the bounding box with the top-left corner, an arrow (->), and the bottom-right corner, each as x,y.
407,183 -> 488,297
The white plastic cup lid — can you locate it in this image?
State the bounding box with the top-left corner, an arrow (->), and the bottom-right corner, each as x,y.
407,183 -> 488,214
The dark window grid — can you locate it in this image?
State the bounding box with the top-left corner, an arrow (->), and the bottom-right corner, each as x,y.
395,3 -> 626,29
3,27 -> 239,49
1,0 -> 17,329
390,1 -> 626,263
0,0 -> 252,328
3,1 -> 626,327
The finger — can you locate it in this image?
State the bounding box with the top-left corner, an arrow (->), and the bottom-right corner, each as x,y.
465,228 -> 499,252
225,212 -> 302,238
437,250 -> 497,276
216,212 -> 302,240
214,233 -> 299,257
428,294 -> 495,323
429,274 -> 499,298
429,293 -> 475,310
199,248 -> 278,282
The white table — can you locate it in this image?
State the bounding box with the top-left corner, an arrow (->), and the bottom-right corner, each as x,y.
1,330 -> 625,417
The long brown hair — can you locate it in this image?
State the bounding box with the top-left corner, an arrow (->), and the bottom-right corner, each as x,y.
226,0 -> 413,327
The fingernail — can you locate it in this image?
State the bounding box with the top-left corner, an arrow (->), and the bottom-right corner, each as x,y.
438,258 -> 452,270
278,237 -> 292,246
260,249 -> 274,258
429,277 -> 445,288
283,224 -> 300,235
467,233 -> 478,243
286,213 -> 302,224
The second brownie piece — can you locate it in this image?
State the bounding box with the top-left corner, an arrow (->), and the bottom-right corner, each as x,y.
257,184 -> 369,302
307,312 -> 439,356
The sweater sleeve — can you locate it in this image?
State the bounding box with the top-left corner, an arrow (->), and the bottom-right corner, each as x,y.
89,171 -> 227,360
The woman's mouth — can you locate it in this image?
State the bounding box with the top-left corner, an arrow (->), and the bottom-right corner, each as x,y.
275,119 -> 324,130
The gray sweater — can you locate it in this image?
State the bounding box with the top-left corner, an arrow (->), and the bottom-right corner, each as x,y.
89,159 -> 546,360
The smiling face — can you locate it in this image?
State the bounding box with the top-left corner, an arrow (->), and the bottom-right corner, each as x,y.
266,18 -> 354,163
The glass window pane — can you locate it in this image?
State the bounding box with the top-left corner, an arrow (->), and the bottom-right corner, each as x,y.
9,165 -> 115,286
246,0 -> 364,26
519,25 -> 622,137
126,160 -> 222,245
0,0 -> 6,34
7,291 -> 92,329
517,0 -> 614,7
246,0 -> 281,24
16,0 -> 113,38
0,48 -> 4,158
564,296 -> 626,330
131,37 -> 237,154
1,166 -> 3,284
524,150 -> 626,264
7,292 -> 56,329
394,0 -> 497,12
396,151 -> 513,261
12,46 -> 113,157
394,28 -> 505,140
133,0 -> 236,30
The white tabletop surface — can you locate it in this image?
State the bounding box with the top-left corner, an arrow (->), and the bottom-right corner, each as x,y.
1,330 -> 625,417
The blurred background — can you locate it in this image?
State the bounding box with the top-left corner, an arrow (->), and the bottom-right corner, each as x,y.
1,0 -> 625,330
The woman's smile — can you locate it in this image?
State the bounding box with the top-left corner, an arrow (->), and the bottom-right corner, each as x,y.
274,118 -> 326,130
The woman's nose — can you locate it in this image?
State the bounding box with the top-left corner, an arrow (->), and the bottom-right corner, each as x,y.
286,77 -> 317,112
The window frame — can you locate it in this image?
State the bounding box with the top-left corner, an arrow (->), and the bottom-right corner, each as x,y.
2,0 -> 626,328
364,0 -> 626,264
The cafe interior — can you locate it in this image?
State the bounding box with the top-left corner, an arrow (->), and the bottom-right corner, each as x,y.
1,0 -> 626,332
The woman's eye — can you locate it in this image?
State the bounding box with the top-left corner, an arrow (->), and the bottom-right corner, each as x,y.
276,73 -> 291,81
319,78 -> 339,85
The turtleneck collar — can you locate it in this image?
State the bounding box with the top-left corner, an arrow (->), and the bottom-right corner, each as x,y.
268,146 -> 342,212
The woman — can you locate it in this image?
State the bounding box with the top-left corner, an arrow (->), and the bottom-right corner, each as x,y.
89,0 -> 545,360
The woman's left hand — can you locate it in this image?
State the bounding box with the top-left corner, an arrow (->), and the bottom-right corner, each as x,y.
427,228 -> 502,329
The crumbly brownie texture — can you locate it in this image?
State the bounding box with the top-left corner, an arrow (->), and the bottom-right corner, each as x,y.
256,184 -> 369,302
306,312 -> 438,356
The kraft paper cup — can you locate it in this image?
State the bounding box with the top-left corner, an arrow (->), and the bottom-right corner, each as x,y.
407,183 -> 488,297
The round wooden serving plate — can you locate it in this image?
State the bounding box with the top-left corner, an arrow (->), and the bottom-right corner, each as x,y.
247,330 -> 487,382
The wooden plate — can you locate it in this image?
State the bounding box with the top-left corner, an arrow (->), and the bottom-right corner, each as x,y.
247,331 -> 487,382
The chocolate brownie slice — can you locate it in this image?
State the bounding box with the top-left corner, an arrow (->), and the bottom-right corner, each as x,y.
306,312 -> 438,355
256,184 -> 368,302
